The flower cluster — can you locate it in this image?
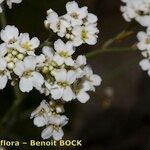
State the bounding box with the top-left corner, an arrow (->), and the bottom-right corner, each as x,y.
121,0 -> 150,27
121,0 -> 150,76
44,1 -> 99,47
35,39 -> 101,103
0,1 -> 101,140
0,0 -> 22,12
0,25 -> 40,90
31,100 -> 68,141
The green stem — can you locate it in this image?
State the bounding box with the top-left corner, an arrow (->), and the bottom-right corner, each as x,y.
102,22 -> 136,49
0,86 -> 24,126
0,3 -> 6,28
86,47 -> 137,58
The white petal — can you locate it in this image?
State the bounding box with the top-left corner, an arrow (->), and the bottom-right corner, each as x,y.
90,75 -> 102,86
85,35 -> 97,45
62,86 -> 75,101
54,39 -> 65,52
53,54 -> 64,66
13,61 -> 25,76
41,126 -> 53,140
86,13 -> 98,24
137,42 -> 146,51
24,56 -> 36,70
75,55 -> 86,67
51,88 -> 64,100
53,69 -> 67,82
40,100 -> 50,113
139,59 -> 150,71
66,41 -> 75,55
30,37 -> 40,49
72,37 -> 83,47
0,58 -> 6,70
79,7 -> 88,18
32,72 -> 44,90
19,77 -> 33,92
0,75 -> 8,89
42,46 -> 54,59
33,116 -> 47,127
53,128 -> 64,141
77,91 -> 90,103
67,70 -> 76,84
0,43 -> 7,57
65,57 -> 74,66
137,32 -> 147,41
66,1 -> 78,12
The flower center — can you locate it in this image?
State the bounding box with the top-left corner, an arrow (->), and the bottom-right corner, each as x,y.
145,38 -> 150,44
58,82 -> 68,88
21,42 -> 32,51
59,51 -> 69,58
8,38 -> 17,44
23,70 -> 32,77
81,29 -> 88,41
70,12 -> 79,19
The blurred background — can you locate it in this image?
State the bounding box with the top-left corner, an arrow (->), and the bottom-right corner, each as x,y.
0,0 -> 150,149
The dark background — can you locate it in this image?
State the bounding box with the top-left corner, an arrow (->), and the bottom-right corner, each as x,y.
0,0 -> 150,149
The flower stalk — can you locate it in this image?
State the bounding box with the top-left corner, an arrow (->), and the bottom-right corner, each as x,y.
0,85 -> 24,126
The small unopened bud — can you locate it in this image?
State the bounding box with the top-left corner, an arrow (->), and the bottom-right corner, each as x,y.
42,66 -> 49,74
66,34 -> 70,39
70,35 -> 74,40
8,53 -> 12,58
56,105 -> 65,113
12,50 -> 18,56
17,54 -> 24,60
44,20 -> 50,29
49,100 -> 56,107
7,62 -> 15,69
5,56 -> 11,62
13,58 -> 18,63
11,80 -> 17,86
49,65 -> 53,71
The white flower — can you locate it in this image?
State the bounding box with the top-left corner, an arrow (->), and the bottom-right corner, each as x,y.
36,46 -> 54,68
137,27 -> 150,58
0,58 -> 9,89
31,100 -> 50,127
72,24 -> 99,46
139,59 -> 150,76
46,9 -> 70,37
137,27 -> 150,53
31,100 -> 68,141
83,66 -> 102,91
65,1 -> 88,26
0,43 -> 7,58
84,13 -> 98,25
18,33 -> 40,55
121,0 -> 150,27
76,82 -> 90,103
53,39 -> 75,66
74,55 -> 86,78
6,0 -> 22,9
41,115 -> 68,140
13,56 -> 44,93
0,25 -> 19,47
51,69 -> 76,101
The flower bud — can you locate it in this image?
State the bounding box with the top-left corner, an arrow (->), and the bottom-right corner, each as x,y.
17,54 -> 24,60
7,62 -> 15,69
